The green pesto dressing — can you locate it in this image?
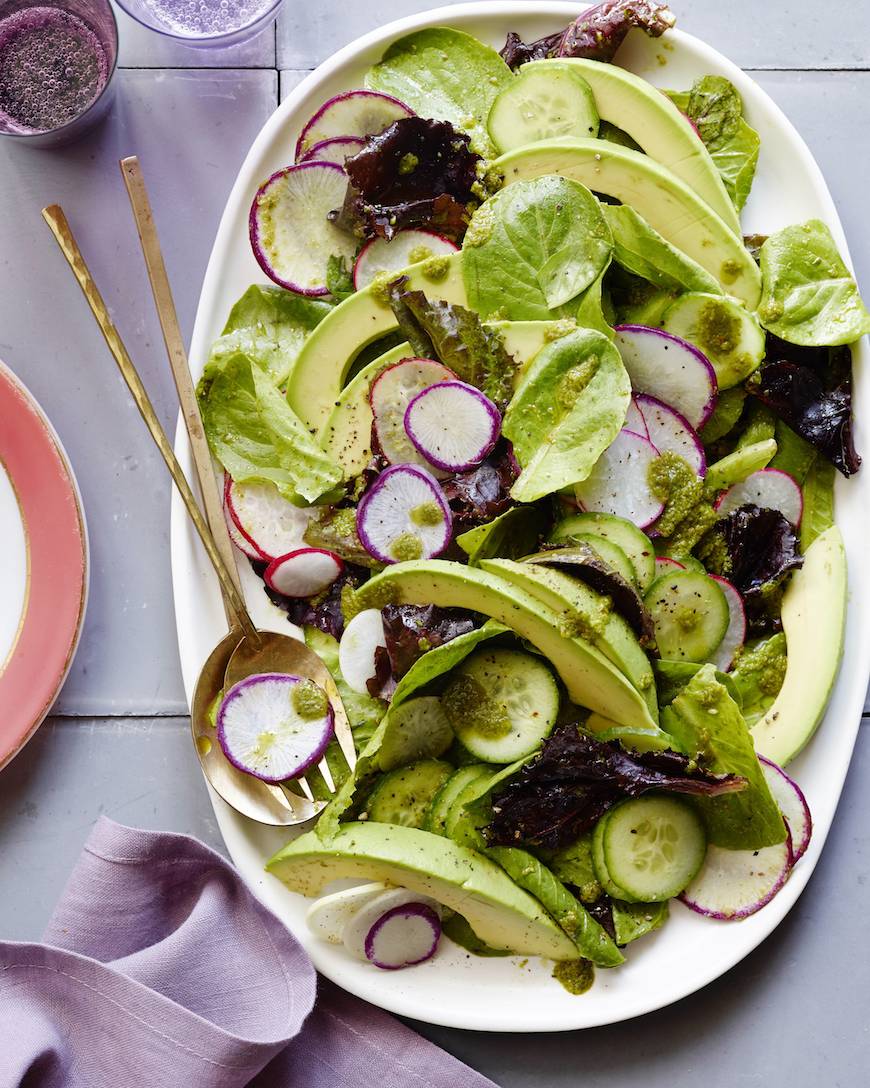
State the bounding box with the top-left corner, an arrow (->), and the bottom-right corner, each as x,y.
410,500 -> 445,528
732,636 -> 788,696
390,532 -> 424,562
552,959 -> 595,995
398,152 -> 419,176
648,451 -> 718,553
557,354 -> 600,409
420,254 -> 451,282
442,675 -> 511,739
292,678 -> 329,721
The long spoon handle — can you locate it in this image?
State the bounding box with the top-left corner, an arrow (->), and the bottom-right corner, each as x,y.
42,203 -> 259,645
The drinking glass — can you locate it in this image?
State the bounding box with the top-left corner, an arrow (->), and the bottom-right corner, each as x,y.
0,0 -> 118,147
115,0 -> 284,49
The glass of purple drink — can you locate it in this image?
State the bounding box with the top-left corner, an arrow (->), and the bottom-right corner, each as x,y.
0,0 -> 117,147
115,0 -> 283,48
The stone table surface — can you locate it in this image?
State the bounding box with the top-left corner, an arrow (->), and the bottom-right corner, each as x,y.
1,2 -> 869,1084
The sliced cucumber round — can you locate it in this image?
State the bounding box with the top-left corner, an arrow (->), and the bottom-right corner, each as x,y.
550,511 -> 656,590
424,764 -> 490,836
443,648 -> 559,763
597,796 -> 707,902
377,696 -> 454,772
660,292 -> 765,390
487,65 -> 599,155
366,759 -> 453,829
644,571 -> 729,661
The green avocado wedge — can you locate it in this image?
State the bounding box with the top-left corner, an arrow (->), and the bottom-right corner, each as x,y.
267,821 -> 580,959
524,58 -> 740,234
491,139 -> 761,308
354,560 -> 657,730
751,526 -> 847,766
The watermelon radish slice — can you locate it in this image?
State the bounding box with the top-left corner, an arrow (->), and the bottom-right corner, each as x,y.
224,486 -> 267,561
264,548 -> 343,599
574,429 -> 665,529
708,575 -> 746,672
249,162 -> 356,296
655,556 -> 685,578
357,464 -> 452,564
714,468 -> 803,526
370,358 -> 457,473
295,90 -> 414,161
353,229 -> 459,291
404,381 -> 501,472
338,608 -> 387,695
679,830 -> 792,920
759,756 -> 812,866
624,397 -> 649,438
635,394 -> 706,477
341,887 -> 441,967
217,673 -> 334,783
299,135 -> 365,165
614,325 -> 717,430
225,476 -> 308,562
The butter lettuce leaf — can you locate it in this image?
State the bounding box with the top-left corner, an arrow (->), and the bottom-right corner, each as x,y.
463,176 -> 613,321
456,506 -> 548,566
612,900 -> 668,945
198,350 -> 343,504
503,328 -> 630,502
603,204 -> 721,295
770,420 -> 836,549
391,620 -> 508,707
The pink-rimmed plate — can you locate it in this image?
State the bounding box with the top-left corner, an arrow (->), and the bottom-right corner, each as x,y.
0,361 -> 88,770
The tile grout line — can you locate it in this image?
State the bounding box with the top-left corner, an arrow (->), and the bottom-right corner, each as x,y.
113,65 -> 870,74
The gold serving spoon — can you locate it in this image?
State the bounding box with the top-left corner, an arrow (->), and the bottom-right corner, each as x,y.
42,182 -> 355,827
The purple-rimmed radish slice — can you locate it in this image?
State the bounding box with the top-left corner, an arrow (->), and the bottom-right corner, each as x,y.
338,608 -> 387,695
708,575 -> 746,672
655,556 -> 685,578
294,90 -> 414,161
225,476 -> 308,562
223,479 -> 267,561
404,381 -> 500,472
216,673 -> 334,783
370,357 -> 456,472
614,325 -> 717,430
342,887 -> 442,967
679,829 -> 793,920
357,464 -> 452,564
759,756 -> 813,866
249,162 -> 356,296
574,429 -> 664,530
714,468 -> 803,526
635,394 -> 706,477
298,135 -> 365,165
353,229 -> 459,291
624,396 -> 649,438
264,548 -> 343,599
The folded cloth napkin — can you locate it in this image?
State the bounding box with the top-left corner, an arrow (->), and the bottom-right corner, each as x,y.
0,817 -> 497,1088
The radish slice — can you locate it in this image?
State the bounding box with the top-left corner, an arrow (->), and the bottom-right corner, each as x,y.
341,887 -> 441,966
249,162 -> 356,296
714,468 -> 803,526
624,397 -> 649,438
365,903 -> 442,970
708,575 -> 746,672
635,394 -> 706,476
306,883 -> 390,943
759,756 -> 813,866
614,325 -> 717,430
353,229 -> 459,290
370,358 -> 457,473
655,556 -> 685,578
224,486 -> 267,561
338,608 -> 387,695
680,829 -> 792,921
298,135 -> 365,165
295,90 -> 414,161
404,381 -> 501,472
264,548 -> 343,599
217,673 -> 334,783
225,477 -> 308,562
356,464 -> 452,564
575,429 -> 664,529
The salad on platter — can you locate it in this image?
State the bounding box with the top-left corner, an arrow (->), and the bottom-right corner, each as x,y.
196,0 -> 867,990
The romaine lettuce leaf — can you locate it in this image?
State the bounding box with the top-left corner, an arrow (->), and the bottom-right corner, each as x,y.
603,204 -> 722,294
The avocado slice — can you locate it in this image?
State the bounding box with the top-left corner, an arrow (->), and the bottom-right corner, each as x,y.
492,138 -> 761,309
267,821 -> 579,959
286,252 -> 466,433
355,560 -> 657,730
525,58 -> 740,234
751,526 -> 847,766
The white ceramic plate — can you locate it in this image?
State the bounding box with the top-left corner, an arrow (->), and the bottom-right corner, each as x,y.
173,3 -> 870,1031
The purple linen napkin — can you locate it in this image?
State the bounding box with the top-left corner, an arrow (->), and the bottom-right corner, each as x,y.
0,817 -> 498,1088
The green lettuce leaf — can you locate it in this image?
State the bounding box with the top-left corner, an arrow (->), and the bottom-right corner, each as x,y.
391,620 -> 508,707
441,913 -> 511,956
365,27 -> 513,157
575,269 -> 615,339
463,176 -> 613,320
770,420 -> 835,549
728,633 -> 787,728
758,220 -> 870,346
662,664 -> 787,849
456,506 -> 548,566
542,833 -> 601,903
198,350 -> 343,504
503,328 -> 630,502
612,900 -> 668,945
603,204 -> 722,294
326,255 -> 355,303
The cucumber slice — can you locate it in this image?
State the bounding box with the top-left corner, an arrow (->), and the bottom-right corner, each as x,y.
598,796 -> 707,902
425,764 -> 490,835
550,511 -> 656,590
487,65 -> 599,155
377,696 -> 454,772
443,649 -> 560,763
366,760 -> 453,828
444,766 -> 499,843
591,816 -> 635,900
660,292 -> 766,390
644,571 -> 729,661
565,532 -> 636,586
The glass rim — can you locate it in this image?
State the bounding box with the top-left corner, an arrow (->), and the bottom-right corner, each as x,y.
113,0 -> 283,46
0,0 -> 120,142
